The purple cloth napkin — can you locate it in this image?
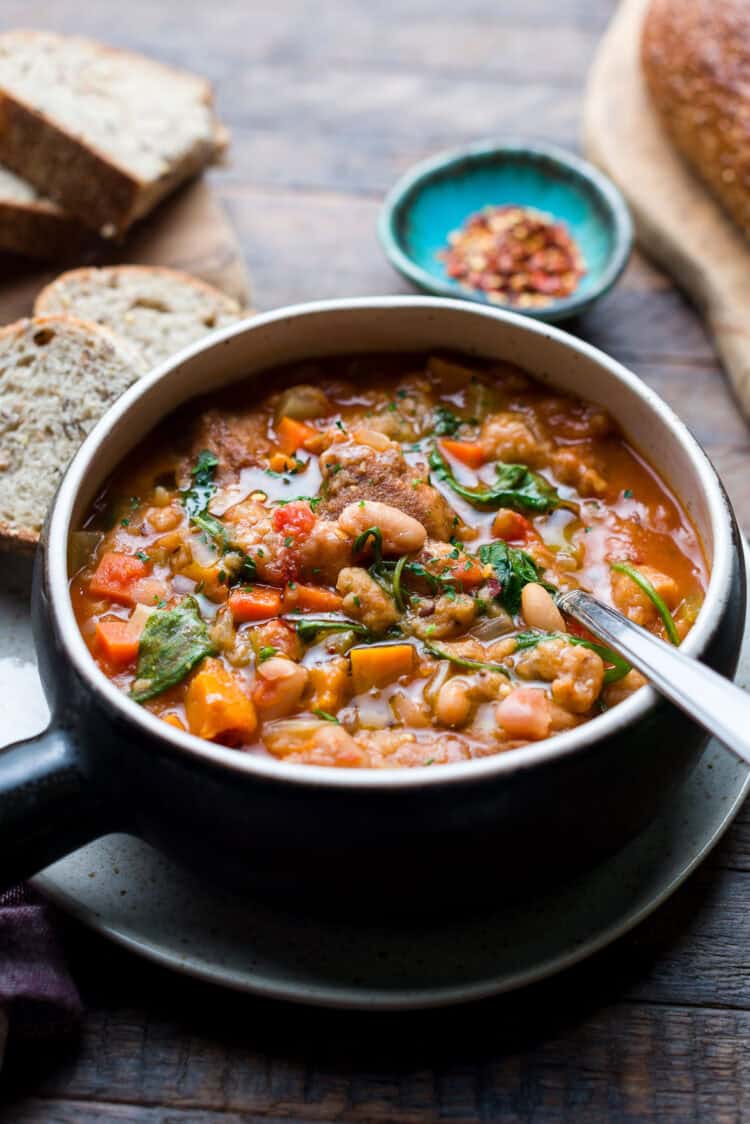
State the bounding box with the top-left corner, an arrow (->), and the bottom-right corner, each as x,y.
0,886 -> 81,1044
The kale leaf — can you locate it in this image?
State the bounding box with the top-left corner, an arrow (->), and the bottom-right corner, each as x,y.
131,596 -> 216,702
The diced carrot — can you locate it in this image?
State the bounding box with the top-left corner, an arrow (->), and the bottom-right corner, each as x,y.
89,551 -> 149,605
283,583 -> 344,613
441,439 -> 485,470
185,658 -> 257,745
268,451 -> 298,473
94,619 -> 141,667
276,416 -> 318,454
162,713 -> 186,731
350,644 -> 415,692
492,509 -> 533,543
228,585 -> 284,622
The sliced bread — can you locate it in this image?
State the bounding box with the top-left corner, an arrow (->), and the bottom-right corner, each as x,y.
0,30 -> 228,237
0,316 -> 145,551
34,265 -> 245,370
0,165 -> 92,259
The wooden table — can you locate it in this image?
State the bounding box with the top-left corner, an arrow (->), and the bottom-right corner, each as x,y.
2,1 -> 750,1120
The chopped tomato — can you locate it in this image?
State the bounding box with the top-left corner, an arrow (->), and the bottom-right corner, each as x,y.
425,552 -> 486,588
445,555 -> 486,588
272,501 -> 316,537
276,416 -> 318,454
283,583 -> 344,613
440,439 -> 485,470
89,552 -> 150,605
492,509 -> 533,543
229,586 -> 284,622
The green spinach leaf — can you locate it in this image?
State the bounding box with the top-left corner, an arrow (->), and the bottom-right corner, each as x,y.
429,447 -> 559,513
131,596 -> 216,703
287,616 -> 370,644
479,540 -> 555,615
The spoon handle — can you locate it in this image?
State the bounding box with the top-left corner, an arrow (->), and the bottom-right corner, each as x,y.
557,588 -> 750,767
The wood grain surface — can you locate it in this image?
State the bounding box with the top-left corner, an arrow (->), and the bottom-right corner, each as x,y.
583,0 -> 750,424
1,0 -> 750,1121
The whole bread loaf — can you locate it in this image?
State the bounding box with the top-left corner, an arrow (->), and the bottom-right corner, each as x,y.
0,30 -> 227,237
642,0 -> 750,237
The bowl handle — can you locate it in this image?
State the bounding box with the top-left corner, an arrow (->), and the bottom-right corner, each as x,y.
0,723 -> 106,888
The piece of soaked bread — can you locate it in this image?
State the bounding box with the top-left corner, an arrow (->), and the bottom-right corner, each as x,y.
0,165 -> 93,259
0,316 -> 145,551
0,30 -> 228,237
642,0 -> 750,237
34,265 -> 244,371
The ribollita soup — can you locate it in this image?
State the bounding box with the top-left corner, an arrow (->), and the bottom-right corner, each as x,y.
69,352 -> 707,768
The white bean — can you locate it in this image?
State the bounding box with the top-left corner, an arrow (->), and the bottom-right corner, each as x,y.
521,582 -> 565,632
435,678 -> 472,727
339,500 -> 427,555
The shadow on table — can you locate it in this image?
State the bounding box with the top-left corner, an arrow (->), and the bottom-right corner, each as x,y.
0,853 -> 730,1103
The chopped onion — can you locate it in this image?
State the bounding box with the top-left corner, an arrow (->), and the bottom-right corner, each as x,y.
68,530 -> 102,574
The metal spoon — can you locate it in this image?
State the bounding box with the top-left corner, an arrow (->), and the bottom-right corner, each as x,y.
556,588 -> 750,765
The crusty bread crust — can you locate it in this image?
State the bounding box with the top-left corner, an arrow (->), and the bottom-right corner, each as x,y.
34,264 -> 245,316
0,195 -> 93,260
0,31 -> 227,237
0,314 -> 144,553
642,0 -> 750,237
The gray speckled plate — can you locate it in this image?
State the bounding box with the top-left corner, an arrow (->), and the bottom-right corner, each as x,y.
2,553 -> 748,1011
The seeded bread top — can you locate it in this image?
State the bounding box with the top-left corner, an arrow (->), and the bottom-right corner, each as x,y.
0,30 -> 224,184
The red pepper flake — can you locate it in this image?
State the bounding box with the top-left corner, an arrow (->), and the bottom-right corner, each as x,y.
439,205 -> 586,309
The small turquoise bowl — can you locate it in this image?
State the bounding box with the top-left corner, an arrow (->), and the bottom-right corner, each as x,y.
378,140 -> 633,323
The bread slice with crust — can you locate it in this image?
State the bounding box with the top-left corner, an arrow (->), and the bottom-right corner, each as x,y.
0,316 -> 145,552
34,265 -> 245,370
0,30 -> 228,237
0,165 -> 92,259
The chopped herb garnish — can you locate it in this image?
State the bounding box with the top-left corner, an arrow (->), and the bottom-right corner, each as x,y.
120,518 -> 130,527
313,709 -> 340,723
432,404 -> 462,436
258,646 -> 278,662
135,551 -> 150,563
623,489 -> 633,499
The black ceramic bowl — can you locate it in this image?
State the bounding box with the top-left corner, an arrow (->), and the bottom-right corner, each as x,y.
3,298 -> 745,902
